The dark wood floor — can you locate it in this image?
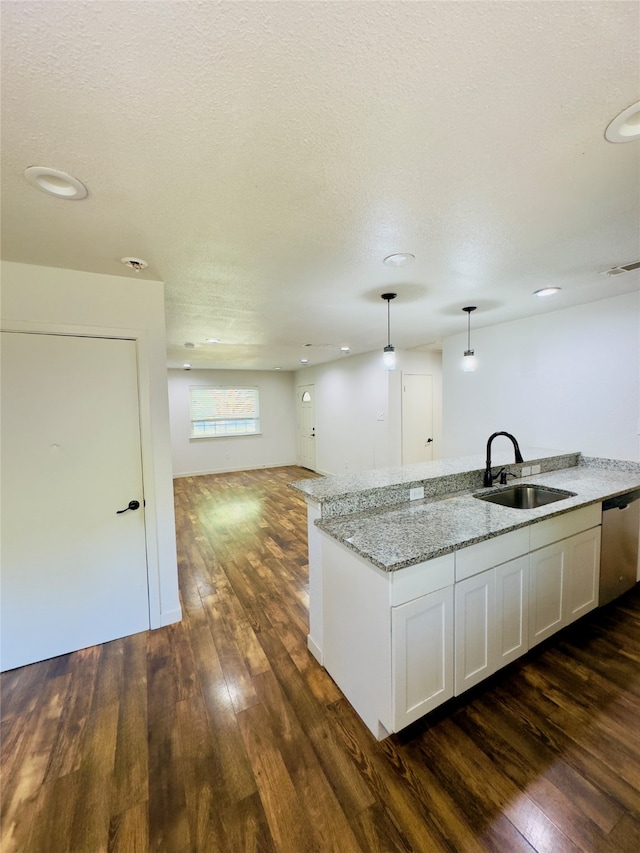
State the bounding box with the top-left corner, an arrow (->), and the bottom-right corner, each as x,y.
2,465 -> 640,852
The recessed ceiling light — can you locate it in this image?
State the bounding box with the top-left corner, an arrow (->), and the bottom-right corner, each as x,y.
205,338 -> 220,344
340,346 -> 351,353
300,358 -> 309,364
383,253 -> 415,267
121,257 -> 148,271
24,166 -> 88,200
605,101 -> 640,143
534,287 -> 561,297
183,363 -> 192,370
273,366 -> 282,370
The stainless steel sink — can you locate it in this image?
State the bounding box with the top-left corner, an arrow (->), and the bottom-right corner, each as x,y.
474,484 -> 576,509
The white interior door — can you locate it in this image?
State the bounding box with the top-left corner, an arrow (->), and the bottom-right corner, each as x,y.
402,374 -> 434,464
297,384 -> 316,471
1,332 -> 150,671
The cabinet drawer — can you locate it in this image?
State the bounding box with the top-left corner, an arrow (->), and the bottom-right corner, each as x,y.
455,528 -> 529,581
390,553 -> 454,606
529,504 -> 601,551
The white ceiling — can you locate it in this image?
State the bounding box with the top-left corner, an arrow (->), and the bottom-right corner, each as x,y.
1,1 -> 639,371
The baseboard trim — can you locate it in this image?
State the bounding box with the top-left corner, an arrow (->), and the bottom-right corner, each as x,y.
173,462 -> 298,479
159,607 -> 182,627
307,634 -> 323,665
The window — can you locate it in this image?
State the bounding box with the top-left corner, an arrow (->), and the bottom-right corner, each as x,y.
189,386 -> 260,438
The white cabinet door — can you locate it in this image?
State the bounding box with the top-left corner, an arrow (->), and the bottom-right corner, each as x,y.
564,526 -> 601,625
529,526 -> 601,650
454,569 -> 496,695
392,586 -> 454,730
495,555 -> 529,667
529,542 -> 565,647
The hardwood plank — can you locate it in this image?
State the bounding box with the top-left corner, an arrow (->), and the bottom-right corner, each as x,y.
188,623 -> 257,806
0,673 -> 71,853
108,801 -> 149,853
175,694 -> 228,851
252,668 -> 362,853
217,791 -> 277,853
327,698 -> 455,852
146,633 -> 191,852
44,644 -> 101,781
237,701 -> 323,853
110,634 -> 148,816
67,700 -> 120,853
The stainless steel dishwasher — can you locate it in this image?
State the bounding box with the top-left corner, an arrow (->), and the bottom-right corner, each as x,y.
599,489 -> 640,605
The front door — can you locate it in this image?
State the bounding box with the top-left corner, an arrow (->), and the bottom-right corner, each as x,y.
1,332 -> 150,671
297,384 -> 316,471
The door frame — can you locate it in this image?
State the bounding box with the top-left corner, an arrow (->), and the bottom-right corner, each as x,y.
0,319 -> 164,628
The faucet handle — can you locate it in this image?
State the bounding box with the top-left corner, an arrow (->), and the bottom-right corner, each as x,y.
499,470 -> 517,485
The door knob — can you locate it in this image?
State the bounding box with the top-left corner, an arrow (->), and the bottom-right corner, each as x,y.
116,500 -> 140,514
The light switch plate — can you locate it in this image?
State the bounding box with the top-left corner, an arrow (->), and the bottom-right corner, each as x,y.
521,466 -> 532,476
409,486 -> 424,501
531,464 -> 541,474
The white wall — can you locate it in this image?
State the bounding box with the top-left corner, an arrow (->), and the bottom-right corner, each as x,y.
0,260 -> 181,627
168,368 -> 297,476
442,292 -> 640,461
294,348 -> 443,475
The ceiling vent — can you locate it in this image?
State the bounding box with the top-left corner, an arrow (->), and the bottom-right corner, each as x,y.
600,261 -> 640,277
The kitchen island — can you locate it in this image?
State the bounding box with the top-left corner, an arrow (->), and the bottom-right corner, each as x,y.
290,450 -> 640,739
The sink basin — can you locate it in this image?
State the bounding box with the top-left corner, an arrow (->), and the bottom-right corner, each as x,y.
474,484 -> 577,509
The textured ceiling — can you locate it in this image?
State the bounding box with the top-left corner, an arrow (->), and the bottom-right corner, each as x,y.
1,0 -> 639,370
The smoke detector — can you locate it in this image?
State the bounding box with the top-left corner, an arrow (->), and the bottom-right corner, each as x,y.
120,257 -> 148,271
600,261 -> 640,277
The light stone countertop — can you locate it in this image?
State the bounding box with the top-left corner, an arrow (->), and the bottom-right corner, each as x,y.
315,458 -> 640,572
290,447 -> 574,502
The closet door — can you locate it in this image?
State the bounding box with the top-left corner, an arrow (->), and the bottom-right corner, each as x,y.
1,332 -> 149,671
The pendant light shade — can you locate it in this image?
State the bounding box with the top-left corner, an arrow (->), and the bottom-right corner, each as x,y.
381,293 -> 397,370
462,306 -> 477,372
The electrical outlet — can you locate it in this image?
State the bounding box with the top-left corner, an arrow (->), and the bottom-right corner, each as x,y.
521,466 -> 532,476
377,411 -> 384,421
409,486 -> 424,501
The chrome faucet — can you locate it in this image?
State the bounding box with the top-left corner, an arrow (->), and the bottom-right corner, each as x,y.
484,432 -> 524,487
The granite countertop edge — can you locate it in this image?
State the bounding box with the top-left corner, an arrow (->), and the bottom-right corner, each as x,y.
314,457 -> 640,572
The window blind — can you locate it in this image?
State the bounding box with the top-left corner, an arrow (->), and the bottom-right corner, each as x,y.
189,387 -> 260,438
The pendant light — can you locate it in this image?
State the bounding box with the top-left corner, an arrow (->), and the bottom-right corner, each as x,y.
462,306 -> 477,372
381,292 -> 397,370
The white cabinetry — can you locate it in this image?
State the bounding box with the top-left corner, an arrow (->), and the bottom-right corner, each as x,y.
454,529 -> 529,695
495,555 -> 530,667
319,502 -> 601,739
529,541 -> 565,645
454,569 -> 495,694
528,504 -> 601,648
392,586 -> 454,729
321,534 -> 454,739
565,526 -> 600,624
